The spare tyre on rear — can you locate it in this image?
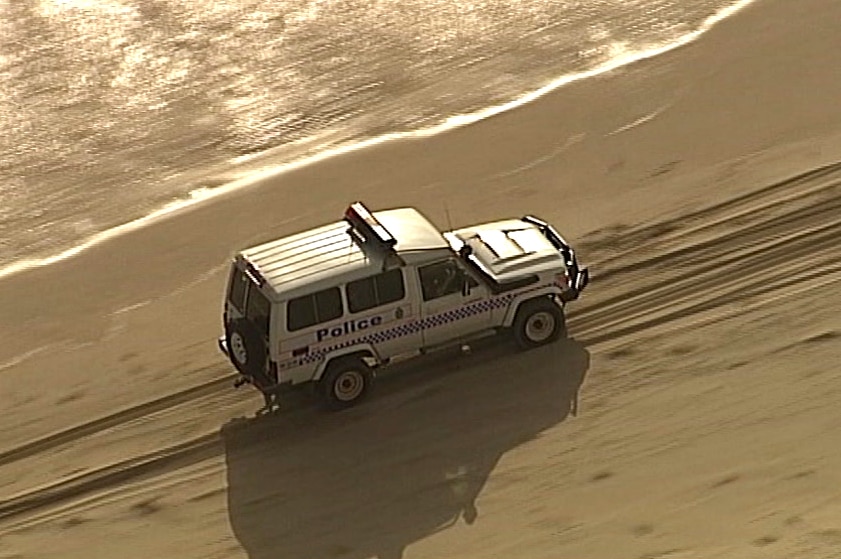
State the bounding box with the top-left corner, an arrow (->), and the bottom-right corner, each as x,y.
226,318 -> 270,388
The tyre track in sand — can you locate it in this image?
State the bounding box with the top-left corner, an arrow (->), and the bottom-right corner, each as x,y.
2,162 -> 838,475
1,163 -> 840,524
573,217 -> 841,344
568,163 -> 841,344
585,160 -> 841,282
0,368 -> 237,470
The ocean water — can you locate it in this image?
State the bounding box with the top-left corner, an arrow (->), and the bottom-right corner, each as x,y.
0,0 -> 752,276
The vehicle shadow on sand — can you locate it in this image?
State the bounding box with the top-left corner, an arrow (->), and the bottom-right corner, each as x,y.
223,336 -> 590,559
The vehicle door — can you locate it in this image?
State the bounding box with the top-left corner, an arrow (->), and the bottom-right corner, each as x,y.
224,264 -> 275,387
416,257 -> 494,348
344,267 -> 422,359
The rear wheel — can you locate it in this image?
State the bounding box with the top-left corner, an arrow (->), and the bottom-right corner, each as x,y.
319,357 -> 373,411
512,298 -> 566,350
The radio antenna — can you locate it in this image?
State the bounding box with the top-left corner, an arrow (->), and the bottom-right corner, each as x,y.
444,202 -> 454,232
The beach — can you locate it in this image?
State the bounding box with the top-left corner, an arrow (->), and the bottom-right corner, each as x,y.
1,0 -> 841,556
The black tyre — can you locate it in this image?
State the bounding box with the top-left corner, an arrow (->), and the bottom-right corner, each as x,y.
319,357 -> 373,411
226,319 -> 270,387
512,297 -> 566,350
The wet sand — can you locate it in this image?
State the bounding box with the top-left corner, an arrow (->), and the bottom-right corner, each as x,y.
1,0 -> 841,557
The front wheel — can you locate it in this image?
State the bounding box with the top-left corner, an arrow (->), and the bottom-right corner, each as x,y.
512,298 -> 566,350
319,357 -> 373,411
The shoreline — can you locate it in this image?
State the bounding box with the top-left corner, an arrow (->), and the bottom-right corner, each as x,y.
2,0 -> 841,446
0,0 -> 759,282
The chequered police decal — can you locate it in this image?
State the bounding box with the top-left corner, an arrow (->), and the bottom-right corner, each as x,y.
277,282 -> 557,370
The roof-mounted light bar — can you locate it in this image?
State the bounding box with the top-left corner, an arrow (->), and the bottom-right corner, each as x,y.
344,201 -> 398,251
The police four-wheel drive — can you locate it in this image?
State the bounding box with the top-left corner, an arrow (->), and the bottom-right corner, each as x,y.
217,202 -> 589,412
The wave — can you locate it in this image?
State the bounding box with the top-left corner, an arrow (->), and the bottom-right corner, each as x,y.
0,0 -> 757,282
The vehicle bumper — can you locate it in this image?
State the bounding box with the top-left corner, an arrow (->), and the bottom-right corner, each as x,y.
561,266 -> 590,302
521,215 -> 590,302
217,335 -> 229,357
217,335 -> 289,394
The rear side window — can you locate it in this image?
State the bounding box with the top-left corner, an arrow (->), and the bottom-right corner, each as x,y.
346,268 -> 405,313
228,266 -> 249,312
287,287 -> 343,331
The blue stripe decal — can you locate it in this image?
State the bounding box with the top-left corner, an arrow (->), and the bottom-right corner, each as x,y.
278,282 -> 555,370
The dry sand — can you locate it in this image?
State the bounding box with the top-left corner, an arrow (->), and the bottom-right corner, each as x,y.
1,0 -> 841,557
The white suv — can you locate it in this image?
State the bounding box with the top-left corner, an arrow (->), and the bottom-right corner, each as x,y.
218,202 -> 589,411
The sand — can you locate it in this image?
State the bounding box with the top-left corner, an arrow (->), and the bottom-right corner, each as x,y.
1,0 -> 841,557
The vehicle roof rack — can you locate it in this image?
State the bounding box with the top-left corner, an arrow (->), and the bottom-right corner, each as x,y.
344,201 -> 405,269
